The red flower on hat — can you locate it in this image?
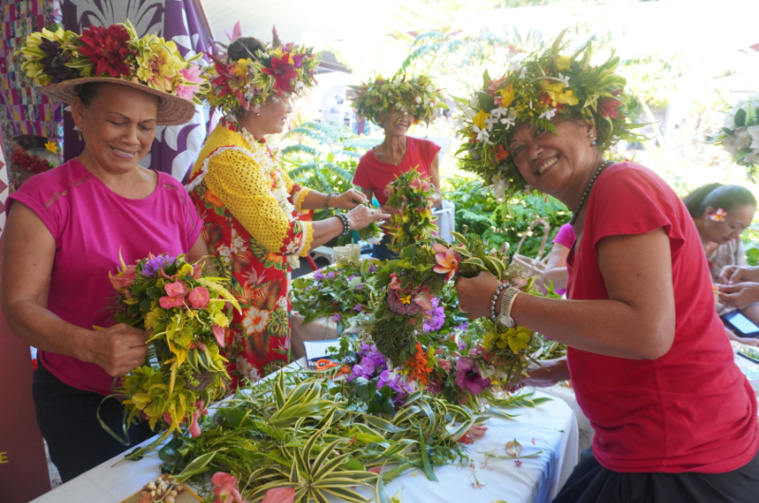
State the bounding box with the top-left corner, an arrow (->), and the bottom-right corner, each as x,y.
262,55 -> 297,93
78,24 -> 135,78
599,97 -> 622,119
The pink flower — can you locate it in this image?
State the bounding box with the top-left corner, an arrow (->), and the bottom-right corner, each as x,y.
432,244 -> 459,281
211,472 -> 246,503
188,286 -> 210,309
599,97 -> 621,119
176,64 -> 203,99
409,177 -> 421,189
164,281 -> 188,297
188,400 -> 207,438
413,291 -> 434,311
261,487 -> 295,503
455,357 -> 491,395
110,265 -> 137,290
213,325 -> 226,348
159,295 -> 186,309
438,359 -> 452,372
388,273 -> 401,291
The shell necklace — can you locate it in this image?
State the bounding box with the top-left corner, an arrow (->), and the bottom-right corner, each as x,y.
570,160 -> 614,226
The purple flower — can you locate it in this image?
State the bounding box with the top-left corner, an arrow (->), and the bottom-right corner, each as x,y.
423,297 -> 445,333
331,313 -> 342,322
455,321 -> 470,332
313,271 -> 325,280
353,304 -> 363,312
141,254 -> 176,276
455,357 -> 491,395
354,284 -> 364,292
378,369 -> 412,398
368,264 -> 377,273
348,274 -> 357,281
326,271 -> 336,279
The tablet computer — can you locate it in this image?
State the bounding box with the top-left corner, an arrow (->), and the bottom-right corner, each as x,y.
721,310 -> 759,338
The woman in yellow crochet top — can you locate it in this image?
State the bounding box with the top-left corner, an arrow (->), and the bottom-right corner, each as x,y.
188,34 -> 387,383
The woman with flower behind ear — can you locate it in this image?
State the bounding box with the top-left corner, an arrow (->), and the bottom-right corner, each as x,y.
3,23 -> 207,481
455,34 -> 759,502
188,31 -> 388,385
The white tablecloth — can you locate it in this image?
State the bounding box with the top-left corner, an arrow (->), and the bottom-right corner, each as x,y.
32,372 -> 578,503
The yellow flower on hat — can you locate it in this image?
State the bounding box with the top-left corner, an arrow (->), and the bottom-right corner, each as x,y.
541,81 -> 579,106
497,84 -> 516,108
135,37 -> 186,93
472,110 -> 490,129
555,55 -> 571,71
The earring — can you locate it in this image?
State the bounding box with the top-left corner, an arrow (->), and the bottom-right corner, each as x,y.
255,112 -> 260,117
77,129 -> 82,141
588,133 -> 595,138
590,140 -> 597,146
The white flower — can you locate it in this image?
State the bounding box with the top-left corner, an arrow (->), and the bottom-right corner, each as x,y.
539,108 -> 557,120
242,307 -> 270,335
475,125 -> 491,144
230,230 -> 246,253
723,128 -> 752,157
216,244 -> 232,258
415,96 -> 422,103
556,72 -> 570,86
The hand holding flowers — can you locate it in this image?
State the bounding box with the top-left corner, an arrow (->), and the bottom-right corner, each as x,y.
109,253 -> 240,437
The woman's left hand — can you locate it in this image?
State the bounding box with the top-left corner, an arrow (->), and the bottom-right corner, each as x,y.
455,271 -> 502,319
717,282 -> 759,309
332,189 -> 368,210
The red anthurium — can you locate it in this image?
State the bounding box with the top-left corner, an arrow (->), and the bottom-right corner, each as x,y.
262,56 -> 297,92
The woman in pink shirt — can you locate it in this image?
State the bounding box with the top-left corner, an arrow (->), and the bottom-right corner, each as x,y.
3,25 -> 207,482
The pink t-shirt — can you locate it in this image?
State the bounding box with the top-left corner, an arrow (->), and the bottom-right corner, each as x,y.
8,159 -> 203,395
551,223 -> 576,295
567,162 -> 758,473
352,136 -> 440,206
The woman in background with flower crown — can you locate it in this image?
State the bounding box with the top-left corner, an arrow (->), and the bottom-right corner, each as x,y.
682,183 -> 759,347
455,34 -> 759,502
188,34 -> 388,384
3,24 -> 208,481
351,73 -> 445,259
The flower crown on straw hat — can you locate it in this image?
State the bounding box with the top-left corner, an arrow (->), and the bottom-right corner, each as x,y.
351,73 -> 446,125
16,21 -> 204,125
200,28 -> 319,119
456,31 -> 642,197
712,95 -> 759,179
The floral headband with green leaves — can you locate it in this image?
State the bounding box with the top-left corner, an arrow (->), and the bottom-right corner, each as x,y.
456,32 -> 642,196
200,38 -> 319,119
712,95 -> 759,179
17,21 -> 205,100
351,73 -> 446,125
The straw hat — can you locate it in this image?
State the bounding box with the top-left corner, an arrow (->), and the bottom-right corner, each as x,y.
17,22 -> 204,126
39,77 -> 195,125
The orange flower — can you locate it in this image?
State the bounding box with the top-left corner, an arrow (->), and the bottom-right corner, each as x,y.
405,343 -> 433,386
494,144 -> 509,161
205,190 -> 224,208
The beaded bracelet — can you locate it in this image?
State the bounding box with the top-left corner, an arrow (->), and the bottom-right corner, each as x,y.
490,281 -> 510,320
336,213 -> 351,236
324,192 -> 339,211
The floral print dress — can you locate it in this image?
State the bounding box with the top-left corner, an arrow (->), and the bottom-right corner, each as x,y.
187,123 -> 314,384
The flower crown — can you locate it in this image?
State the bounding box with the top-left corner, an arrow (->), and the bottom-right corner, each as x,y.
351,73 -> 445,125
713,95 -> 759,178
200,39 -> 319,118
17,21 -> 205,100
456,32 -> 642,195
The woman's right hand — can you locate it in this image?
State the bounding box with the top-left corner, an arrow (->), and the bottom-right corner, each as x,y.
520,357 -> 570,388
346,205 -> 391,230
82,324 -> 150,376
717,282 -> 759,309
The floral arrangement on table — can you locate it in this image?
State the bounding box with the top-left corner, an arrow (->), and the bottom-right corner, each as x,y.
712,94 -> 759,179
291,258 -> 381,331
16,21 -> 206,100
351,72 -> 446,125
201,26 -> 320,118
147,368 -> 545,503
109,253 -> 239,437
456,30 -> 642,198
383,168 -> 439,253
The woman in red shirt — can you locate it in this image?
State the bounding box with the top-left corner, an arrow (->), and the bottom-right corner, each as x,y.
351,74 -> 445,259
455,35 -> 759,502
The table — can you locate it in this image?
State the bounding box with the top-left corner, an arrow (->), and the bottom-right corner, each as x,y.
32,366 -> 578,503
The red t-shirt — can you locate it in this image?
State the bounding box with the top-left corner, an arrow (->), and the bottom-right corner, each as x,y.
352,136 -> 440,206
567,162 -> 758,473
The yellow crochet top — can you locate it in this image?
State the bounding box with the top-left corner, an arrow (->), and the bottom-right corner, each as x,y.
189,125 -> 314,259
